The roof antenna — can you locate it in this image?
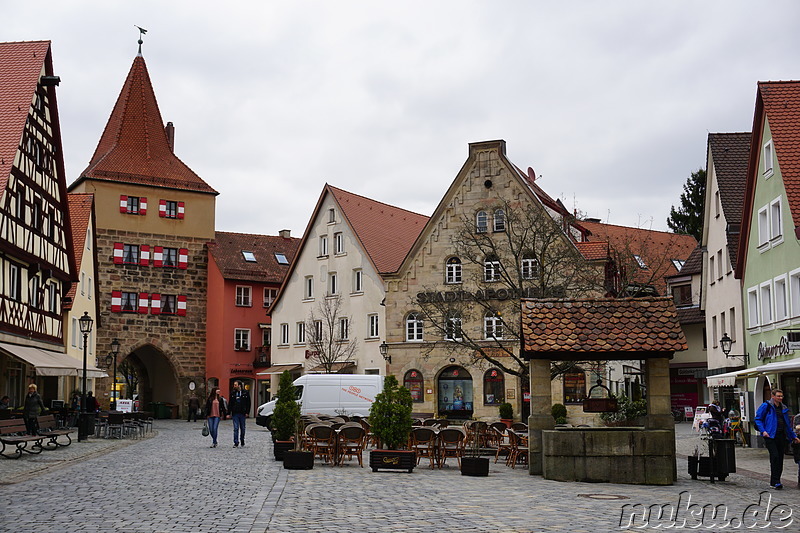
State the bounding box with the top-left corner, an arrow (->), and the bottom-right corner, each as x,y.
135,25 -> 148,56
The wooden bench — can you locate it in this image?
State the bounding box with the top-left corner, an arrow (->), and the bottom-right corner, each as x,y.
37,414 -> 74,448
0,419 -> 44,459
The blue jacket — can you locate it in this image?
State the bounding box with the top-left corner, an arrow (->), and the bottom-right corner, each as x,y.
754,401 -> 797,441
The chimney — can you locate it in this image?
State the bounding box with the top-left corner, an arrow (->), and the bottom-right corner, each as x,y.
279,229 -> 291,239
165,122 -> 175,152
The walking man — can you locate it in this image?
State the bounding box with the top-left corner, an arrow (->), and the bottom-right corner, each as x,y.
754,389 -> 800,489
229,381 -> 250,448
187,393 -> 200,422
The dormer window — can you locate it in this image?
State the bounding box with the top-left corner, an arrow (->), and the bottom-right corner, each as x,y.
328,208 -> 336,223
634,255 -> 647,269
671,259 -> 685,271
275,253 -> 289,265
242,251 -> 256,262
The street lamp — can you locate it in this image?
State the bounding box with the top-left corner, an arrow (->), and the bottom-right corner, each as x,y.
78,312 -> 93,442
720,333 -> 733,357
105,338 -> 121,410
379,341 -> 390,364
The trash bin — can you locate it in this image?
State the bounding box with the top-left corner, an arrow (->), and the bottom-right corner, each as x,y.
150,402 -> 168,419
166,403 -> 178,419
711,438 -> 736,475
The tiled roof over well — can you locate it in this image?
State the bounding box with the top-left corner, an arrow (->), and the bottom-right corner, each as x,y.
521,297 -> 687,357
209,231 -> 300,284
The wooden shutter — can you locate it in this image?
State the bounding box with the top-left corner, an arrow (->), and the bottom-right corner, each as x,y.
138,293 -> 149,314
119,195 -> 128,213
150,293 -> 161,315
177,295 -> 187,316
111,290 -> 122,312
153,246 -> 163,267
140,197 -> 147,215
140,245 -> 150,266
177,201 -> 185,219
159,199 -> 167,217
178,249 -> 188,269
113,242 -> 124,265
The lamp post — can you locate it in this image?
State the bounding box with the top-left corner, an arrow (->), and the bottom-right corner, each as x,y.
78,311 -> 93,442
379,341 -> 390,364
105,338 -> 121,410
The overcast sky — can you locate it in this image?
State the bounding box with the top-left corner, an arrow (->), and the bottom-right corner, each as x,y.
6,1 -> 800,237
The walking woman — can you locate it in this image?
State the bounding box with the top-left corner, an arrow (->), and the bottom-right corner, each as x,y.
205,387 -> 227,448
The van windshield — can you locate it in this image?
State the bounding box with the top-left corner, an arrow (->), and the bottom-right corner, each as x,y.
294,385 -> 303,401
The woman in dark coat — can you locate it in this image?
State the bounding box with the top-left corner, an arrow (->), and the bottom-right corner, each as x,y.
23,384 -> 46,435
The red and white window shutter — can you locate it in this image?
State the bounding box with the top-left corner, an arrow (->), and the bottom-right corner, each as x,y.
159,199 -> 167,217
113,243 -> 124,265
177,201 -> 185,219
153,246 -> 163,267
140,245 -> 150,266
150,293 -> 161,315
119,195 -> 128,213
177,295 -> 187,316
138,293 -> 149,314
111,291 -> 122,312
139,197 -> 147,215
178,249 -> 188,269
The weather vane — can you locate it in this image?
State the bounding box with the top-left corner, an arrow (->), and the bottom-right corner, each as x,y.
135,25 -> 148,55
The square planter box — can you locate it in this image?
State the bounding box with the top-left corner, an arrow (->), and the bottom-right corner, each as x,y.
283,450 -> 314,470
273,440 -> 294,461
370,450 -> 416,473
461,457 -> 490,477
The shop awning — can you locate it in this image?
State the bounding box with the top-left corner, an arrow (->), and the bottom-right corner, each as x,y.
706,368 -> 759,387
255,364 -> 302,376
308,361 -> 356,373
753,359 -> 800,374
0,341 -> 107,378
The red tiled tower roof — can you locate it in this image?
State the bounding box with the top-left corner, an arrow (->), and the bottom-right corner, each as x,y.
0,41 -> 51,195
64,193 -> 94,307
209,231 -> 300,284
73,55 -> 217,195
521,297 -> 687,358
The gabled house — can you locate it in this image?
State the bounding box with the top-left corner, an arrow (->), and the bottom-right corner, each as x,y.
206,230 -> 299,411
0,41 -> 91,407
267,184 -> 427,386
68,46 -> 218,414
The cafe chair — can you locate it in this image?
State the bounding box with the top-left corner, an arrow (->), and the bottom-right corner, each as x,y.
437,428 -> 466,468
410,427 -> 438,469
337,425 -> 366,467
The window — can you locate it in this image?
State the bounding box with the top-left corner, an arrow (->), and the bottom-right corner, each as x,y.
71,317 -> 77,347
720,312 -> 726,344
714,190 -> 720,218
711,316 -> 718,348
126,196 -> 140,214
476,211 -> 488,233
338,318 -> 349,340
483,369 -> 504,405
86,229 -> 91,250
328,208 -> 336,223
445,313 -> 462,341
484,311 -> 503,339
760,281 -> 773,325
9,263 -> 20,301
263,288 -> 277,308
775,275 -> 788,322
279,324 -> 289,345
319,235 -> 328,257
313,320 -> 323,341
747,287 -> 759,328
88,277 -> 92,300
304,276 -> 314,299
791,269 -> 800,318
757,206 -> 769,247
493,209 -> 505,232
672,285 -> 692,307
328,273 -> 338,295
770,197 -> 782,241
123,244 -> 139,264
368,314 -> 379,338
404,370 -> 424,403
484,256 -> 501,282
334,232 -> 344,254
161,294 -> 177,315
296,322 -> 305,344
763,140 -> 774,176
262,328 -> 271,348
48,282 -> 58,313
708,255 -> 715,284
275,253 -> 289,265
242,251 -> 256,262
234,329 -> 251,351
121,291 -> 138,313
671,259 -> 685,271
406,312 -> 423,341
353,269 -> 363,293
235,286 -> 252,307
563,371 -> 586,404
162,247 -> 178,267
80,272 -> 85,296
164,200 -> 178,218
634,255 -> 647,269
716,250 -> 723,280
729,308 -> 736,341
445,257 -> 462,284
29,277 -> 39,308
521,254 -> 538,280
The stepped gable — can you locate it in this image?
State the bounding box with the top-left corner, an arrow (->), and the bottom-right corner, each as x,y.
329,185 -> 428,274
521,297 -> 687,355
209,231 -> 300,284
63,193 -> 94,308
0,41 -> 51,195
76,55 -> 217,194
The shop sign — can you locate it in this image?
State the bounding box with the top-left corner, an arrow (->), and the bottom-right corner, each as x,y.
416,287 -> 544,304
757,336 -> 792,361
305,350 -> 319,359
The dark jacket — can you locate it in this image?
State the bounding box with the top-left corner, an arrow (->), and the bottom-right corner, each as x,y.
754,400 -> 797,441
23,392 -> 45,419
229,389 -> 250,416
205,396 -> 227,419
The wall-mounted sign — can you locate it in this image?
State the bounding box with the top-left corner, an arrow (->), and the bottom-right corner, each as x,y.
757,336 -> 792,361
188,381 -> 196,391
417,287 -> 550,304
506,389 -> 516,399
305,350 -> 319,359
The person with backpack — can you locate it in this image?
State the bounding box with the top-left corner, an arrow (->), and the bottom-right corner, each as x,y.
754,389 -> 800,490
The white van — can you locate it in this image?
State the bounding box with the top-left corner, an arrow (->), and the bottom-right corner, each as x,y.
255,374 -> 383,428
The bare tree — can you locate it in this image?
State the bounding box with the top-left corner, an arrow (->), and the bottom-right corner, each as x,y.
118,359 -> 140,399
413,199 -> 608,380
305,295 -> 358,374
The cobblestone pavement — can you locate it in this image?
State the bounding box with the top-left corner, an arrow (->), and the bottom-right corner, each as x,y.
1,420 -> 798,532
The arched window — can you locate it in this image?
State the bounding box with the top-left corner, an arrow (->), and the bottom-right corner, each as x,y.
404,369 -> 424,402
445,312 -> 462,341
483,368 -> 504,405
563,370 -> 587,404
484,311 -> 503,339
445,257 -> 462,284
521,253 -> 538,280
476,211 -> 488,233
484,255 -> 501,282
493,209 -> 505,232
438,366 -> 473,419
405,312 -> 423,341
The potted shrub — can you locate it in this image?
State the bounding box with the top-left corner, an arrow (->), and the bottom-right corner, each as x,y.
499,402 -> 514,428
461,422 -> 489,476
271,370 -> 300,461
599,394 -> 647,427
368,375 -> 415,472
283,417 -> 314,470
551,403 -> 567,423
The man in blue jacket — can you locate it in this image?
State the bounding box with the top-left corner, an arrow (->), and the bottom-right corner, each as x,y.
754,389 -> 800,489
229,381 -> 250,448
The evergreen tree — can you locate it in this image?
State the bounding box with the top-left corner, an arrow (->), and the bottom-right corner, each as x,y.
272,370 -> 301,441
667,168 -> 706,241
